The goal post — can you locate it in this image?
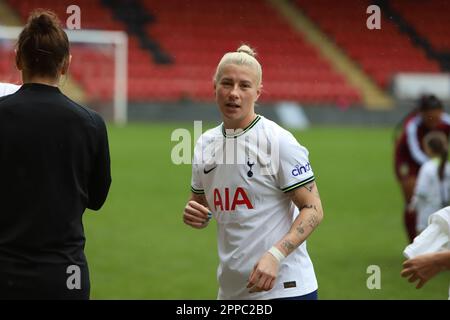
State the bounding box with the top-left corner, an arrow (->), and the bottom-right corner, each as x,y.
0,26 -> 128,125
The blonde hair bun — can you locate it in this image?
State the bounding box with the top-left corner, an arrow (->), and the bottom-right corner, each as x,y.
214,43 -> 262,87
237,44 -> 256,57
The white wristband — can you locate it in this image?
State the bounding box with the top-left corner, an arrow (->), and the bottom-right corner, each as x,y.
268,246 -> 285,262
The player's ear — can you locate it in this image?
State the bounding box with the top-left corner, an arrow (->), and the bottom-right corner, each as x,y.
61,55 -> 72,75
15,49 -> 22,71
255,85 -> 262,101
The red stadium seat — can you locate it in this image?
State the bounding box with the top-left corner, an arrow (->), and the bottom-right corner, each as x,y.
4,0 -> 367,105
392,0 -> 450,51
295,0 -> 441,89
141,0 -> 361,104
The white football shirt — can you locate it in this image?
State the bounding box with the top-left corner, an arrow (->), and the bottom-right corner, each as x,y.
0,83 -> 20,97
191,115 -> 318,300
412,158 -> 450,232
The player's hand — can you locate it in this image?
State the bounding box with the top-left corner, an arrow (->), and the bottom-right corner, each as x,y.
401,253 -> 442,289
246,252 -> 280,293
183,200 -> 211,229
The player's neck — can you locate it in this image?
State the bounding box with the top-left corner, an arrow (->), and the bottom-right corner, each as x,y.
22,74 -> 60,87
223,113 -> 257,130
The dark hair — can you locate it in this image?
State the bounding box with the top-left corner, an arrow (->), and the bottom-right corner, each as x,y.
419,94 -> 443,112
393,94 -> 444,142
427,135 -> 448,181
16,9 -> 69,78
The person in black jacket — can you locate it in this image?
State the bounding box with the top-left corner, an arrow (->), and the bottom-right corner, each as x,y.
0,9 -> 111,299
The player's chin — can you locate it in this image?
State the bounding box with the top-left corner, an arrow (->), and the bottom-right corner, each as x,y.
221,106 -> 241,118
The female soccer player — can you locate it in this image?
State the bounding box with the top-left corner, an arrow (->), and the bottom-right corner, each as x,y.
394,95 -> 450,242
183,45 -> 323,300
0,10 -> 111,299
410,133 -> 450,233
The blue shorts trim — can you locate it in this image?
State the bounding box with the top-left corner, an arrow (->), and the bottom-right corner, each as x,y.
272,290 -> 318,300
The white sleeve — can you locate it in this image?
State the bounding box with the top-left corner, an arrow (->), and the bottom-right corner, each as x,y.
403,222 -> 448,258
190,137 -> 204,194
406,116 -> 429,165
277,132 -> 315,193
0,83 -> 20,97
429,207 -> 450,234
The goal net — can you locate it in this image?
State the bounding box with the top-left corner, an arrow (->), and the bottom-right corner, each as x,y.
0,26 -> 128,124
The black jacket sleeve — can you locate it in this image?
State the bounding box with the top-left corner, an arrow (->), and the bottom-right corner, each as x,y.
87,112 -> 112,210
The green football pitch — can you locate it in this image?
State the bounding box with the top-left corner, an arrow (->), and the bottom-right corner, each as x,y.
83,123 -> 449,299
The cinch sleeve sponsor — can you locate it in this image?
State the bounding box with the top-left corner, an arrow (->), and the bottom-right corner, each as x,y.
277,133 -> 315,193
190,137 -> 204,194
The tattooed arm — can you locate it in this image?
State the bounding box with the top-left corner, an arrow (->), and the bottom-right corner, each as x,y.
247,181 -> 323,293
277,181 -> 324,256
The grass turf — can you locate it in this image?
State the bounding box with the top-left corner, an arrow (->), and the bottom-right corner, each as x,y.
83,123 -> 449,299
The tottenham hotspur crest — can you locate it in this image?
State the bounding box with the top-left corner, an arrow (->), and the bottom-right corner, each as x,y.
247,159 -> 255,178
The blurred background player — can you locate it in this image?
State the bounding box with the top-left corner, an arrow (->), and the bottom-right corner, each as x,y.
0,10 -> 111,299
394,95 -> 450,243
183,44 -> 323,300
409,132 -> 450,234
0,82 -> 20,96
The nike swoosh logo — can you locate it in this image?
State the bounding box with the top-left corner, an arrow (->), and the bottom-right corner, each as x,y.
203,166 -> 217,174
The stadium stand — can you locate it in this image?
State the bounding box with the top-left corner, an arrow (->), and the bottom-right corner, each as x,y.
3,0 -> 163,102
142,0 -> 361,104
390,0 -> 450,71
295,0 -> 441,89
3,0 -> 446,106
392,0 -> 449,52
4,0 -> 126,101
0,47 -> 19,83
2,0 -> 362,104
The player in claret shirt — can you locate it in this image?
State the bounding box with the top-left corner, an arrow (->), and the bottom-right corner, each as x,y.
394,95 -> 450,243
183,44 -> 324,300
